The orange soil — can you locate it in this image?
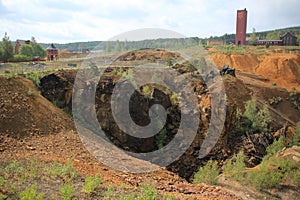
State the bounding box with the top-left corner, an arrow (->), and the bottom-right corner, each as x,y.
210,53 -> 300,91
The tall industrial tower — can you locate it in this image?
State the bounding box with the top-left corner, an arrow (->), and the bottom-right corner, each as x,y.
236,9 -> 247,46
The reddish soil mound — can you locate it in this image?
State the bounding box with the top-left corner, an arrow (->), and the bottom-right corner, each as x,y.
0,75 -> 74,138
210,53 -> 300,90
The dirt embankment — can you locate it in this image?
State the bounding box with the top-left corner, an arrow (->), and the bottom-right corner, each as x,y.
210,53 -> 300,90
0,76 -> 74,139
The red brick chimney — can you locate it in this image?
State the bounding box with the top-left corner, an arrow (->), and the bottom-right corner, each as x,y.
236,8 -> 247,46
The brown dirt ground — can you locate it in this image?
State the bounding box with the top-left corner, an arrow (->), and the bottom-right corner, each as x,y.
0,75 -> 241,199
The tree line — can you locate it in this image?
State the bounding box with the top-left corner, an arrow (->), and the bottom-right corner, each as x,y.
0,32 -> 46,62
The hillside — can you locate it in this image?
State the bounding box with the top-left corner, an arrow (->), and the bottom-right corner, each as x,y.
38,26 -> 300,51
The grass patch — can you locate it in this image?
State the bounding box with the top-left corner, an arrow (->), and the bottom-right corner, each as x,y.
82,174 -> 102,194
45,159 -> 77,181
60,182 -> 74,200
19,184 -> 43,200
139,184 -> 158,200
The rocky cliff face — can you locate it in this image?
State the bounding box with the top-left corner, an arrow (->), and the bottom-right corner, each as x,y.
39,67 -> 248,180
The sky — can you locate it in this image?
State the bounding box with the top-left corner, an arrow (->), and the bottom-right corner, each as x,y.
0,0 -> 299,43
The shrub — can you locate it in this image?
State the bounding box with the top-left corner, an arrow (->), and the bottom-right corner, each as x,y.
12,54 -> 30,62
289,122 -> 300,146
19,184 -> 43,200
142,85 -> 152,99
193,160 -> 220,185
223,151 -> 246,181
247,165 -> 282,190
246,136 -> 297,190
82,174 -> 102,194
166,58 -> 173,67
263,137 -> 285,161
60,182 -> 74,200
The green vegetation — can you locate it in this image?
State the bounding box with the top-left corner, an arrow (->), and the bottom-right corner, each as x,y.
156,128 -> 167,150
19,184 -> 43,200
1,159 -> 175,199
220,136 -> 299,191
195,99 -> 300,191
237,99 -> 272,134
45,159 -> 77,180
246,137 -> 298,190
166,58 -> 173,67
289,122 -> 300,147
60,182 -> 74,200
139,184 -> 158,200
193,160 -> 220,185
0,33 -> 45,62
102,184 -> 170,200
142,85 -> 153,99
170,92 -> 178,104
82,174 -> 102,194
0,32 -> 14,62
223,151 -> 246,182
248,28 -> 258,46
268,96 -> 282,105
17,37 -> 46,59
216,45 -> 247,55
292,168 -> 300,187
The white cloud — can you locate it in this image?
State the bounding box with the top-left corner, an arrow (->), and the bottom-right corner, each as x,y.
0,0 -> 299,43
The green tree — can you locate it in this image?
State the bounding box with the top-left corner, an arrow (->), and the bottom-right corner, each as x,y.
1,32 -> 14,62
239,99 -> 271,133
266,31 -> 281,40
30,37 -> 46,58
19,44 -> 34,58
248,28 -> 258,46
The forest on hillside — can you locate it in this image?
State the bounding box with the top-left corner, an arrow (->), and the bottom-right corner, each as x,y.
38,26 -> 300,52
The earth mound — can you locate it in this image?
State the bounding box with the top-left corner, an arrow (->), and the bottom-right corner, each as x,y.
0,75 -> 74,138
117,48 -> 181,62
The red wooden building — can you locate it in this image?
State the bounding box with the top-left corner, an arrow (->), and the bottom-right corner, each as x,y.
256,40 -> 283,46
46,44 -> 59,61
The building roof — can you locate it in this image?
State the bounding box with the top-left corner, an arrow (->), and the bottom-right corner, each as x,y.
16,39 -> 30,45
280,32 -> 297,39
46,43 -> 58,50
